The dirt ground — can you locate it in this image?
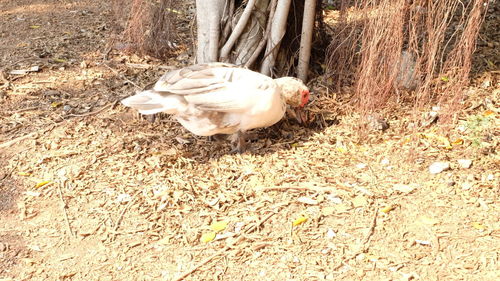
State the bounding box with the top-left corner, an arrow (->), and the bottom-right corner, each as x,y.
0,1 -> 499,280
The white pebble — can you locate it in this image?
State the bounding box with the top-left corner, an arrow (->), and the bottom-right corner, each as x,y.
457,159 -> 473,169
429,162 -> 450,174
326,228 -> 337,239
356,163 -> 367,169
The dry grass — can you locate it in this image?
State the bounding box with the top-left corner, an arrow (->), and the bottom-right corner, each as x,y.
1,0 -> 499,280
325,0 -> 491,120
115,0 -> 179,59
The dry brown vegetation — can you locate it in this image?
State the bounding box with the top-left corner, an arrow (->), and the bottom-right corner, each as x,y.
1,0 -> 499,280
326,0 -> 492,120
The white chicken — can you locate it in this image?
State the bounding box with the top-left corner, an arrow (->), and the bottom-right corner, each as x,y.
121,62 -> 310,152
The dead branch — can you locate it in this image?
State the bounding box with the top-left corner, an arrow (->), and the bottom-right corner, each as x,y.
0,132 -> 37,149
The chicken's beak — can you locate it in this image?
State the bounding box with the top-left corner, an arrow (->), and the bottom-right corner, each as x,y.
287,107 -> 307,124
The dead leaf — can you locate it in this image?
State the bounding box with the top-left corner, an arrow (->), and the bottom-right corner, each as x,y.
483,110 -> 494,117
380,205 -> 395,213
51,102 -> 63,108
292,215 -> 308,226
352,196 -> 368,208
200,231 -> 216,243
392,184 -> 416,193
297,196 -> 318,205
35,180 -> 51,188
418,216 -> 438,225
321,206 -> 336,216
210,221 -> 228,232
471,222 -> 486,230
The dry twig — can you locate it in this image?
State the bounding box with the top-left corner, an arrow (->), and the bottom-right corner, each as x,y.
63,100 -> 118,119
57,182 -> 75,238
173,210 -> 278,281
257,185 -> 337,193
333,209 -> 378,271
111,190 -> 142,240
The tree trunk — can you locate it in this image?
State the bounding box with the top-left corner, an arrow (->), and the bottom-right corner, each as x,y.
195,0 -> 317,81
260,0 -> 292,76
195,0 -> 225,63
297,0 -> 316,81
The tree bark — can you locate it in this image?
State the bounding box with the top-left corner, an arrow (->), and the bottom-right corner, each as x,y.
196,0 -> 225,63
297,0 -> 316,81
220,0 -> 257,62
260,0 -> 292,76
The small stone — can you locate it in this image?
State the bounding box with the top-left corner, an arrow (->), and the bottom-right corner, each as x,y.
116,193 -> 132,204
429,162 -> 450,174
457,159 -> 472,169
486,174 -> 494,181
326,228 -> 337,239
356,163 -> 367,169
63,105 -> 72,111
0,242 -> 8,252
380,158 -> 390,166
461,182 -> 473,190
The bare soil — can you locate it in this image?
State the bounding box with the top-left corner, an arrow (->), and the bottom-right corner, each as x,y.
1,1 -> 498,280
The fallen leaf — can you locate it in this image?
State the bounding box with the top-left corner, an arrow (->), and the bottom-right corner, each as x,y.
25,191 -> 40,197
482,110 -> 494,117
51,102 -> 63,108
365,254 -> 379,261
471,222 -> 486,230
418,216 -> 438,225
336,146 -> 347,153
351,196 -> 368,208
393,184 -> 416,193
54,58 -> 67,63
292,215 -> 308,226
321,206 -> 336,216
334,204 -> 350,212
297,196 -> 318,205
30,25 -> 41,29
35,180 -> 51,188
440,76 -> 449,82
18,172 -> 31,176
156,236 -> 170,245
380,205 -> 395,213
210,221 -> 228,232
451,138 -> 464,146
200,231 -> 216,243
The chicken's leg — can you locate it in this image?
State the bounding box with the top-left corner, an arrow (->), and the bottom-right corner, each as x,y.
230,131 -> 246,153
